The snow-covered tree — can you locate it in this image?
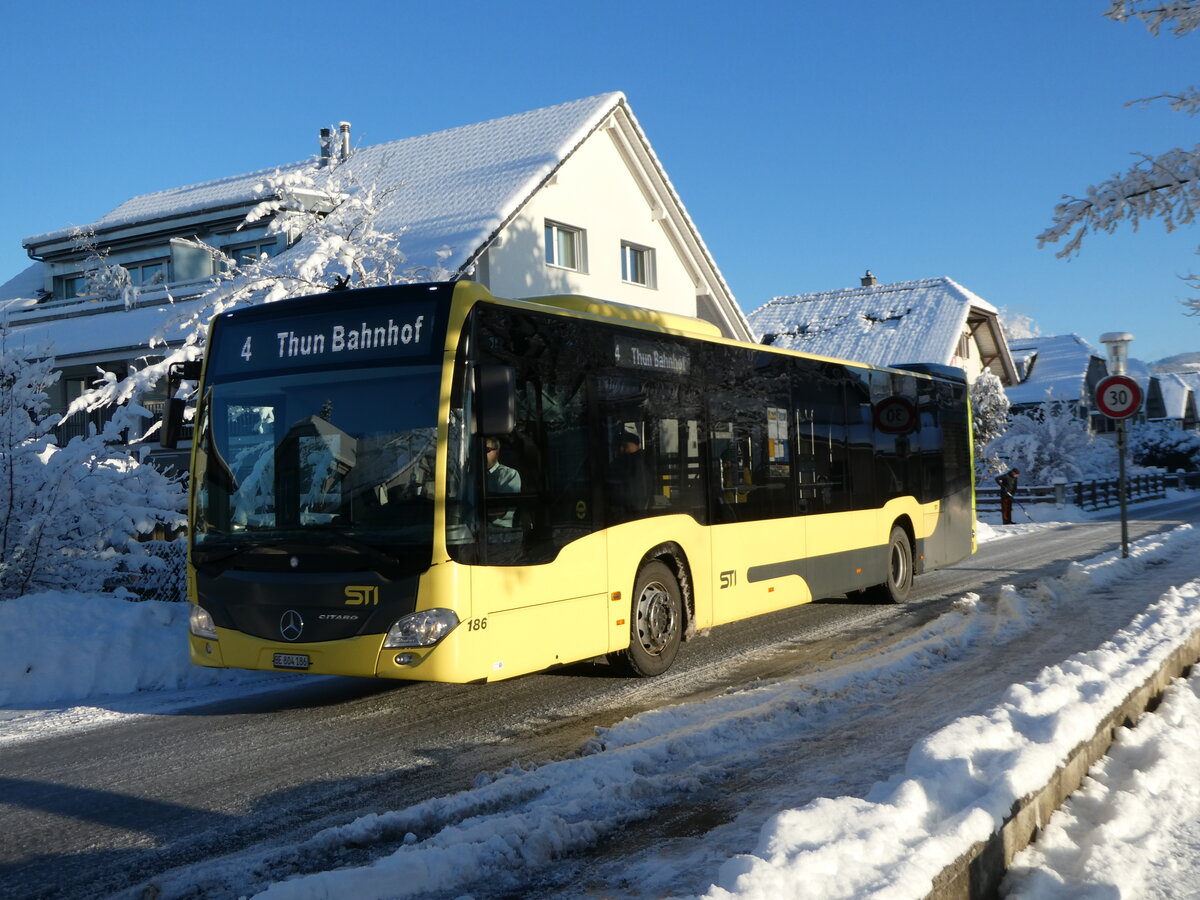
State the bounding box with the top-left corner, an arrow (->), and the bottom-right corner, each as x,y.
970,370 -> 1011,476
1131,419 -> 1200,469
985,396 -> 1117,484
71,227 -> 139,310
4,137 -> 445,601
1039,2 -> 1200,316
72,148 -> 448,424
0,324 -> 184,600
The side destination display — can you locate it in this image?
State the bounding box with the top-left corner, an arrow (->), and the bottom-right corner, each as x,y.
209,295 -> 442,379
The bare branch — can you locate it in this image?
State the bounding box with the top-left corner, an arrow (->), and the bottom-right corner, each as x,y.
1106,0 -> 1200,35
1127,86 -> 1200,114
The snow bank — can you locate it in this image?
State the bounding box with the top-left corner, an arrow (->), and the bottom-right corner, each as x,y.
0,591 -> 240,707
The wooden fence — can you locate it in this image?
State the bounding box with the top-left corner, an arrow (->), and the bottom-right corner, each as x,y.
976,472 -> 1187,513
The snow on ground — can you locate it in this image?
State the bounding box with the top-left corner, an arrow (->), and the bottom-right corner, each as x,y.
203,522 -> 1200,900
3,497 -> 1200,898
1004,669 -> 1200,899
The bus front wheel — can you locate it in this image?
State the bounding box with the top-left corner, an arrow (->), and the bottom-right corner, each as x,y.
609,561 -> 682,677
864,526 -> 913,604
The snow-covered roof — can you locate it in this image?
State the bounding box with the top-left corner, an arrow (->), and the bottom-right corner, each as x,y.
2,296 -> 208,363
1006,334 -> 1101,407
1171,370 -> 1200,393
1157,372 -> 1196,421
23,165 -> 308,250
1126,357 -> 1157,392
748,276 -> 994,368
22,93 -> 625,278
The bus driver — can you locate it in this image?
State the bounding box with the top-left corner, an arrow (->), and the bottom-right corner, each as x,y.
485,437 -> 521,527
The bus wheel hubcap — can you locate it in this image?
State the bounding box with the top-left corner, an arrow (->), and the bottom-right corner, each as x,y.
891,543 -> 908,586
637,582 -> 677,655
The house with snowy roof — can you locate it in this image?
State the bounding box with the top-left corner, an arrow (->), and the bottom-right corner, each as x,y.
0,92 -> 751,440
747,273 -> 1019,385
1007,336 -> 1181,433
1006,334 -> 1111,426
1158,372 -> 1200,430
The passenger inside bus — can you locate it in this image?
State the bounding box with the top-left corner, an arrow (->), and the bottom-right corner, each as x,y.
609,430 -> 652,521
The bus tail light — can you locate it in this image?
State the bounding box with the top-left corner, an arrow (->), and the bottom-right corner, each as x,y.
383,609 -> 460,648
189,605 -> 218,640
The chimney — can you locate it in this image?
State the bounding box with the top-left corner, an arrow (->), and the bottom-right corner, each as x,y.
861,269 -> 877,287
338,121 -> 352,161
318,128 -> 333,167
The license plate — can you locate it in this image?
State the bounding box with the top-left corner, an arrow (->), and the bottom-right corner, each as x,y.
273,653 -> 310,670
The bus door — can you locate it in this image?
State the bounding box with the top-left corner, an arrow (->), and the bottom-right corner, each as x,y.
595,372 -> 710,632
465,305 -> 609,677
795,363 -> 857,598
707,352 -> 803,624
598,387 -> 706,520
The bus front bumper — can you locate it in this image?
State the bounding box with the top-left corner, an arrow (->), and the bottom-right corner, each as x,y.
188,627 -> 478,683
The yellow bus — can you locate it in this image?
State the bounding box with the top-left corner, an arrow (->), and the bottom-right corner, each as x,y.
166,281 -> 974,683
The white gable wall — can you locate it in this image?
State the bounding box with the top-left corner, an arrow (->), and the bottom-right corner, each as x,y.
481,120 -> 699,318
949,338 -> 987,383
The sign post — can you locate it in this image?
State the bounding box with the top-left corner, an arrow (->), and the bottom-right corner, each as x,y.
1095,371 -> 1141,558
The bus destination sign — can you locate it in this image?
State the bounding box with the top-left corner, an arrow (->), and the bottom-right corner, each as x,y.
613,337 -> 690,375
214,301 -> 439,376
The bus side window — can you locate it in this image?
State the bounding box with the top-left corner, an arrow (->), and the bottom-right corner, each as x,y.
599,374 -> 704,525
708,398 -> 793,522
794,362 -> 848,514
655,415 -> 704,517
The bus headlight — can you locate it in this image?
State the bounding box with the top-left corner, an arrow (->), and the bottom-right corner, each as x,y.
383,609 -> 459,648
189,605 -> 218,640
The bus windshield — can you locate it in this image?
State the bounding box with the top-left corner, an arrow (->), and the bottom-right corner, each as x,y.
192,364 -> 441,570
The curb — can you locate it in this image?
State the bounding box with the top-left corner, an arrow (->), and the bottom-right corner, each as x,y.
928,624 -> 1200,899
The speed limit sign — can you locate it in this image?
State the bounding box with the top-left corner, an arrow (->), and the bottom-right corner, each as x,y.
1095,374 -> 1142,419
873,396 -> 918,434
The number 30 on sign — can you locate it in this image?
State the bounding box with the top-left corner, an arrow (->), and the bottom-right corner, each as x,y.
1095,374 -> 1142,420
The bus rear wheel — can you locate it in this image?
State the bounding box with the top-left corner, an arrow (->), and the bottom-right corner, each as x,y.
863,526 -> 913,604
608,561 -> 682,677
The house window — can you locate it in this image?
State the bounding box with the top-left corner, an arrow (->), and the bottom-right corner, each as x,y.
59,274 -> 90,299
621,241 -> 655,288
226,239 -> 280,268
126,260 -> 168,288
545,220 -> 585,271
957,333 -> 972,359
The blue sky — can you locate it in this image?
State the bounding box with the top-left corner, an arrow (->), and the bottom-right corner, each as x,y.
3,1 -> 1198,363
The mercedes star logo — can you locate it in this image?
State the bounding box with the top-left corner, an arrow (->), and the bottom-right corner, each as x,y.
279,609 -> 304,642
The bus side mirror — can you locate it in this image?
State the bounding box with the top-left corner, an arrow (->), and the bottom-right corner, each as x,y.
160,360 -> 203,449
475,364 -> 515,436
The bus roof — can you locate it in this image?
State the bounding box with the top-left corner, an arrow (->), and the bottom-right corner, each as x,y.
511,292 -> 723,339
482,286 -> 964,383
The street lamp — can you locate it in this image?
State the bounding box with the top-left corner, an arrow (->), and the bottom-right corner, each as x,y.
1099,332 -> 1135,557
1099,332 -> 1135,376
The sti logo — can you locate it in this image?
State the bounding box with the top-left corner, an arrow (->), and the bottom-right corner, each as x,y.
344,586 -> 379,606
